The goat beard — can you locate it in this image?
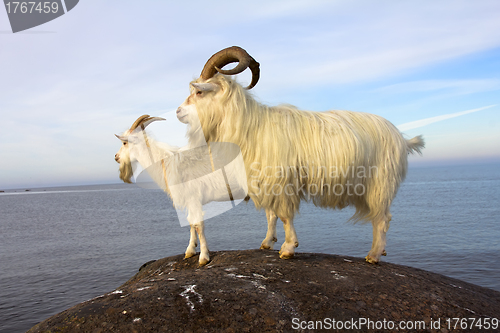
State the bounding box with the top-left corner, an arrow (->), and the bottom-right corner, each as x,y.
119,160 -> 133,184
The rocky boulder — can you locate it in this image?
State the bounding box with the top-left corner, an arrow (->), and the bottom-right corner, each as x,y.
28,250 -> 500,332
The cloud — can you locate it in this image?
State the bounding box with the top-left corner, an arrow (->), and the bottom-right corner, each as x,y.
251,0 -> 500,88
375,79 -> 500,95
397,105 -> 497,131
2,0 -> 500,188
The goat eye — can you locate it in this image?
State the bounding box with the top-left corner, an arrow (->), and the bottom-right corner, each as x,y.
196,91 -> 202,96
123,142 -> 127,146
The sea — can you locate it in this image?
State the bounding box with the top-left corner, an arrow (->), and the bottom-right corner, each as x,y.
1,163 -> 499,333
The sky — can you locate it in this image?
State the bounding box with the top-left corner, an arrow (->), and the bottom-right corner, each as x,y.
1,0 -> 499,189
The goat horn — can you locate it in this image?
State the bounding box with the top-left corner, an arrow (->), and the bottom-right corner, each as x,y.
200,46 -> 260,89
130,114 -> 151,131
130,114 -> 166,131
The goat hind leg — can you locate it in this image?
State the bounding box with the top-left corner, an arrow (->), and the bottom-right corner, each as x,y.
279,217 -> 299,259
366,213 -> 391,264
260,209 -> 278,250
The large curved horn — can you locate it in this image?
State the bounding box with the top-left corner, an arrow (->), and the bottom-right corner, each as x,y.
200,46 -> 260,89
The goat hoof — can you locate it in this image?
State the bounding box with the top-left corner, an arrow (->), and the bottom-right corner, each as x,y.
199,258 -> 210,266
184,253 -> 196,259
280,251 -> 294,259
365,255 -> 379,264
184,249 -> 197,259
382,250 -> 387,256
294,241 -> 299,248
260,240 -> 275,250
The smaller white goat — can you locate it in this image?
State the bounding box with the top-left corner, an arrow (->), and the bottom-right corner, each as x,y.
115,114 -> 248,265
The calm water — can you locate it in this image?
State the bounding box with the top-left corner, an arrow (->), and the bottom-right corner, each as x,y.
1,164 -> 499,332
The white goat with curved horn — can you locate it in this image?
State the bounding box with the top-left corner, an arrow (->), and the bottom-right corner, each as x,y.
115,114 -> 248,265
176,46 -> 425,264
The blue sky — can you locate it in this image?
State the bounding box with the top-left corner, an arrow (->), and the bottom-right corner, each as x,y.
1,0 -> 499,189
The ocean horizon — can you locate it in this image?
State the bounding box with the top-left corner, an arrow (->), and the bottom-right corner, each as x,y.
1,163 -> 499,332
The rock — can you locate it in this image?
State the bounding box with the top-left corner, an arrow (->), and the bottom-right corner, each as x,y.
28,250 -> 500,332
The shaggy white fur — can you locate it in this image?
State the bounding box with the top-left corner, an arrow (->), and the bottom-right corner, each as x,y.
177,74 -> 424,263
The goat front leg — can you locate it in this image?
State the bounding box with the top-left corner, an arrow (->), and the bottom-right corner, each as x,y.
260,209 -> 278,250
184,225 -> 197,259
193,221 -> 209,266
279,216 -> 299,259
186,202 -> 210,265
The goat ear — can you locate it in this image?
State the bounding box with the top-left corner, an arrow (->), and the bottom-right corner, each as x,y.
192,82 -> 217,92
115,134 -> 128,142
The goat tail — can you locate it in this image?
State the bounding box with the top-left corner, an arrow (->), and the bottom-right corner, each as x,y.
406,135 -> 425,155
